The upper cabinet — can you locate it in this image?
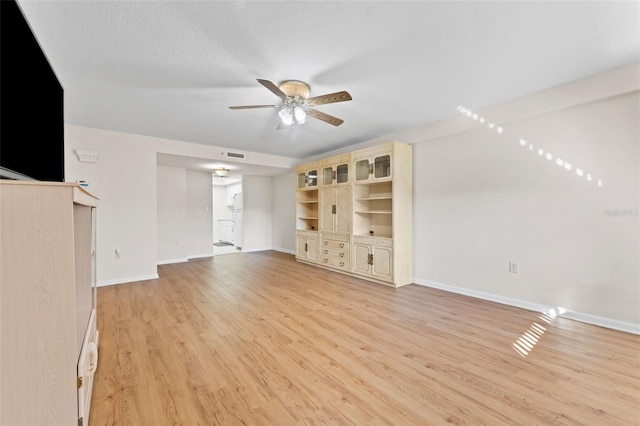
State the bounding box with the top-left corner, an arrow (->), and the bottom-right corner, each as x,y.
297,164 -> 319,190
354,150 -> 392,182
321,153 -> 350,187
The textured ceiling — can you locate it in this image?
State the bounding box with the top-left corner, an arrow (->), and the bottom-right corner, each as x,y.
17,1 -> 640,161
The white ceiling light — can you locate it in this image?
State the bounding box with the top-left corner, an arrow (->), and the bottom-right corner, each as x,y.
277,99 -> 308,127
214,167 -> 229,177
278,106 -> 294,126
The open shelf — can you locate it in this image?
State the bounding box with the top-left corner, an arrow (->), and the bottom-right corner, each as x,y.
355,210 -> 392,214
354,233 -> 392,239
355,196 -> 392,201
353,180 -> 393,237
297,188 -> 319,231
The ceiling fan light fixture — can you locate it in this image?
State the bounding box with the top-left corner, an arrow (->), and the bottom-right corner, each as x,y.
214,167 -> 229,177
229,79 -> 351,128
278,101 -> 308,127
294,105 -> 307,124
278,106 -> 294,126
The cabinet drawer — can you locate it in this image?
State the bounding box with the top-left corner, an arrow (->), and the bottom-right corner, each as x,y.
321,247 -> 350,260
321,239 -> 349,249
353,236 -> 393,247
297,230 -> 319,238
320,257 -> 350,271
321,232 -> 350,243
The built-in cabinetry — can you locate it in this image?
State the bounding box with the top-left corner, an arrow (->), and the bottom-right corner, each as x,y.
296,230 -> 319,263
295,141 -> 412,287
296,163 -> 320,262
0,181 -> 99,426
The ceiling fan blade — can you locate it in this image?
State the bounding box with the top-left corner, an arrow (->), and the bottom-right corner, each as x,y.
307,109 -> 344,126
257,79 -> 288,100
228,105 -> 278,110
306,91 -> 352,106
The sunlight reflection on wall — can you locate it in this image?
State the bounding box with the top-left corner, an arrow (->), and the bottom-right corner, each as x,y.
456,106 -> 605,188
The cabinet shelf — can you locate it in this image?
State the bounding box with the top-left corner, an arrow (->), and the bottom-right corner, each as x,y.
355,210 -> 392,214
298,216 -> 318,220
355,196 -> 392,201
354,233 -> 393,239
298,200 -> 319,204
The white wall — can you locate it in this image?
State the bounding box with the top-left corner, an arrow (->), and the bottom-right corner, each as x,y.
242,176 -> 272,252
186,170 -> 213,258
65,125 -> 295,285
271,171 -> 296,254
65,126 -> 160,285
157,166 -> 187,263
413,91 -> 639,327
157,167 -> 213,264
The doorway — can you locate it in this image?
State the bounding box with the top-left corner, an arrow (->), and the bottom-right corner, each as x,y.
212,176 -> 242,256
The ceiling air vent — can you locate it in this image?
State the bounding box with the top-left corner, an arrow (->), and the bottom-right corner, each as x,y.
227,151 -> 245,159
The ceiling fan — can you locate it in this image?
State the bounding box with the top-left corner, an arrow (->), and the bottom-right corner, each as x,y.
229,79 -> 352,128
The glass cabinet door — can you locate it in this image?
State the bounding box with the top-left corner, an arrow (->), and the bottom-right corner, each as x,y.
323,167 -> 334,185
355,159 -> 370,181
374,155 -> 391,178
336,164 -> 348,183
297,172 -> 307,188
308,170 -> 318,187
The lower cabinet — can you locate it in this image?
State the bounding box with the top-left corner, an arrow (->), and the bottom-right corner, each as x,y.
353,236 -> 393,282
320,234 -> 350,273
296,231 -> 319,263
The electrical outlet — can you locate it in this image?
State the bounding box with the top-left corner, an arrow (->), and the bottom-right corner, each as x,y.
509,261 -> 519,273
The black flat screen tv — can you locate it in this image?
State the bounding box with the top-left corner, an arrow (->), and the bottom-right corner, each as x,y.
0,0 -> 64,181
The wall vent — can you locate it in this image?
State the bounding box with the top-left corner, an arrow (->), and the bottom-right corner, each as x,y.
227,152 -> 245,159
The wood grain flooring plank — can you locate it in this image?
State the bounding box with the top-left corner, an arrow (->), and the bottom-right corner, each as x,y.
89,251 -> 640,425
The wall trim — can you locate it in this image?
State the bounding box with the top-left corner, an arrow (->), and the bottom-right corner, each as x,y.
157,258 -> 188,265
413,278 -> 640,335
273,247 -> 296,255
561,311 -> 640,335
187,253 -> 214,260
97,273 -> 160,287
242,247 -> 274,253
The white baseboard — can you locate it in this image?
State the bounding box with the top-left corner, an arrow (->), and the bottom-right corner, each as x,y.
157,258 -> 188,265
187,253 -> 214,260
413,278 -> 639,335
242,247 -> 273,253
97,273 -> 159,287
561,311 -> 640,335
273,247 -> 295,255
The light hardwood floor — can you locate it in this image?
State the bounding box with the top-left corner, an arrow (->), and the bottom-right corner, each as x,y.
90,251 -> 640,425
